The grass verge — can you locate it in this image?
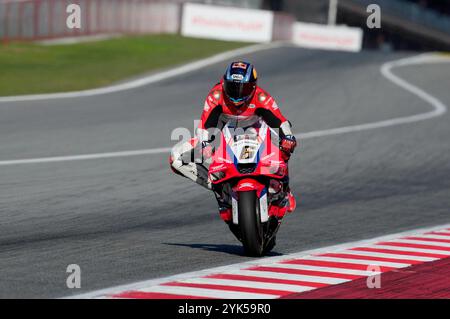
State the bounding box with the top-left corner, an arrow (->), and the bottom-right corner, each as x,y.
0,34 -> 249,96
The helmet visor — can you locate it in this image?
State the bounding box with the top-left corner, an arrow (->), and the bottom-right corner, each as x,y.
223,80 -> 255,102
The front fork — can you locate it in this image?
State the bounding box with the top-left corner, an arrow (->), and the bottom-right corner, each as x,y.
231,189 -> 269,225
214,178 -> 288,224
223,179 -> 282,245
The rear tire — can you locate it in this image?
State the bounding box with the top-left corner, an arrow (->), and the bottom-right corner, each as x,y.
238,191 -> 264,257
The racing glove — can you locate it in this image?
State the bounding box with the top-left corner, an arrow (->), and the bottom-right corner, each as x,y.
280,135 -> 297,161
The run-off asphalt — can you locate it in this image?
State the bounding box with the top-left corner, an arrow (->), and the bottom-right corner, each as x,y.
0,46 -> 449,298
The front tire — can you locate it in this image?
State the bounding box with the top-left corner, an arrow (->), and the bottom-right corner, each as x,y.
238,191 -> 264,257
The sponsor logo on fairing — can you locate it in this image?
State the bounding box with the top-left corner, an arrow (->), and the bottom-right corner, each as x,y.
210,164 -> 226,172
218,157 -> 233,164
261,152 -> 275,161
269,160 -> 284,165
239,182 -> 255,189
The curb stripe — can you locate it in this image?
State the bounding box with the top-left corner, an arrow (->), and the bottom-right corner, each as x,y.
413,234 -> 450,241
427,232 -> 450,237
226,269 -> 348,284
246,266 -> 360,280
163,281 -> 298,296
402,236 -> 450,244
113,292 -> 211,299
165,278 -> 314,295
282,258 -> 400,271
370,244 -> 450,255
179,277 -> 314,293
205,274 -> 328,288
393,238 -> 450,247
337,249 -> 437,262
350,247 -> 450,258
267,263 -> 379,276
139,285 -> 275,299
318,253 -> 423,265
70,224 -> 450,299
377,242 -> 450,252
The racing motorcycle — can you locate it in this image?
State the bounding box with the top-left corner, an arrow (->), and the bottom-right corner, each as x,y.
208,115 -> 292,256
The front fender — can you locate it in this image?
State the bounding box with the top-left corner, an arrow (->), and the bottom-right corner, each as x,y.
232,179 -> 269,224
233,178 -> 265,195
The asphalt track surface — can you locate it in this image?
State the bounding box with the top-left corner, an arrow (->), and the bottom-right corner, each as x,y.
0,45 -> 449,298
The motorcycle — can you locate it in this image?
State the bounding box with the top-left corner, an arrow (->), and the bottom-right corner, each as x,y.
208,115 -> 293,256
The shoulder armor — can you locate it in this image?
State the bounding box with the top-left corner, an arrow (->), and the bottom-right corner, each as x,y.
212,89 -> 221,101
257,91 -> 268,103
256,89 -> 273,107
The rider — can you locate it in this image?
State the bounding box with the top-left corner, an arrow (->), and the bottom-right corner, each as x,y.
170,61 -> 297,222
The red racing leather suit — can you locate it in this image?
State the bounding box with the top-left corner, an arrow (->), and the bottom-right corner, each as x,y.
197,81 -> 293,145
170,81 -> 295,191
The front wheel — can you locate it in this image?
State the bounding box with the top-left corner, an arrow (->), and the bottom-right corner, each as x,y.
238,191 -> 264,257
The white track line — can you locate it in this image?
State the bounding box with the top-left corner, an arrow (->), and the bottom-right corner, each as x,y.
426,231 -> 450,236
69,223 -> 450,298
0,148 -> 172,166
220,269 -> 348,284
370,244 -> 450,255
330,250 -> 437,262
136,285 -> 278,299
0,42 -> 283,103
297,54 -> 449,139
1,52 -> 448,167
387,238 -> 450,248
173,277 -> 314,293
225,270 -> 347,285
409,234 -> 450,241
266,263 -> 380,276
296,255 -> 411,268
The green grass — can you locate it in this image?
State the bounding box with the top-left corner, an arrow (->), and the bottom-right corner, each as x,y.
0,34 -> 249,96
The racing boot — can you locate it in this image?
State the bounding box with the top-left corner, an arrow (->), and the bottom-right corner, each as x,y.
213,186 -> 232,223
269,187 -> 296,219
287,191 -> 297,213
219,206 -> 232,223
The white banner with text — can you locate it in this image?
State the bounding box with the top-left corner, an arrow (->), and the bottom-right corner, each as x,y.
181,3 -> 274,43
292,22 -> 363,52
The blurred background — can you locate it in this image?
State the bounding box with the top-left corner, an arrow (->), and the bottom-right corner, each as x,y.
1,1 -> 450,298
1,0 -> 450,50
1,0 -> 449,96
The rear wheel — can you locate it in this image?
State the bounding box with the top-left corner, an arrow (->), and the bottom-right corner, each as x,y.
238,191 -> 264,257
